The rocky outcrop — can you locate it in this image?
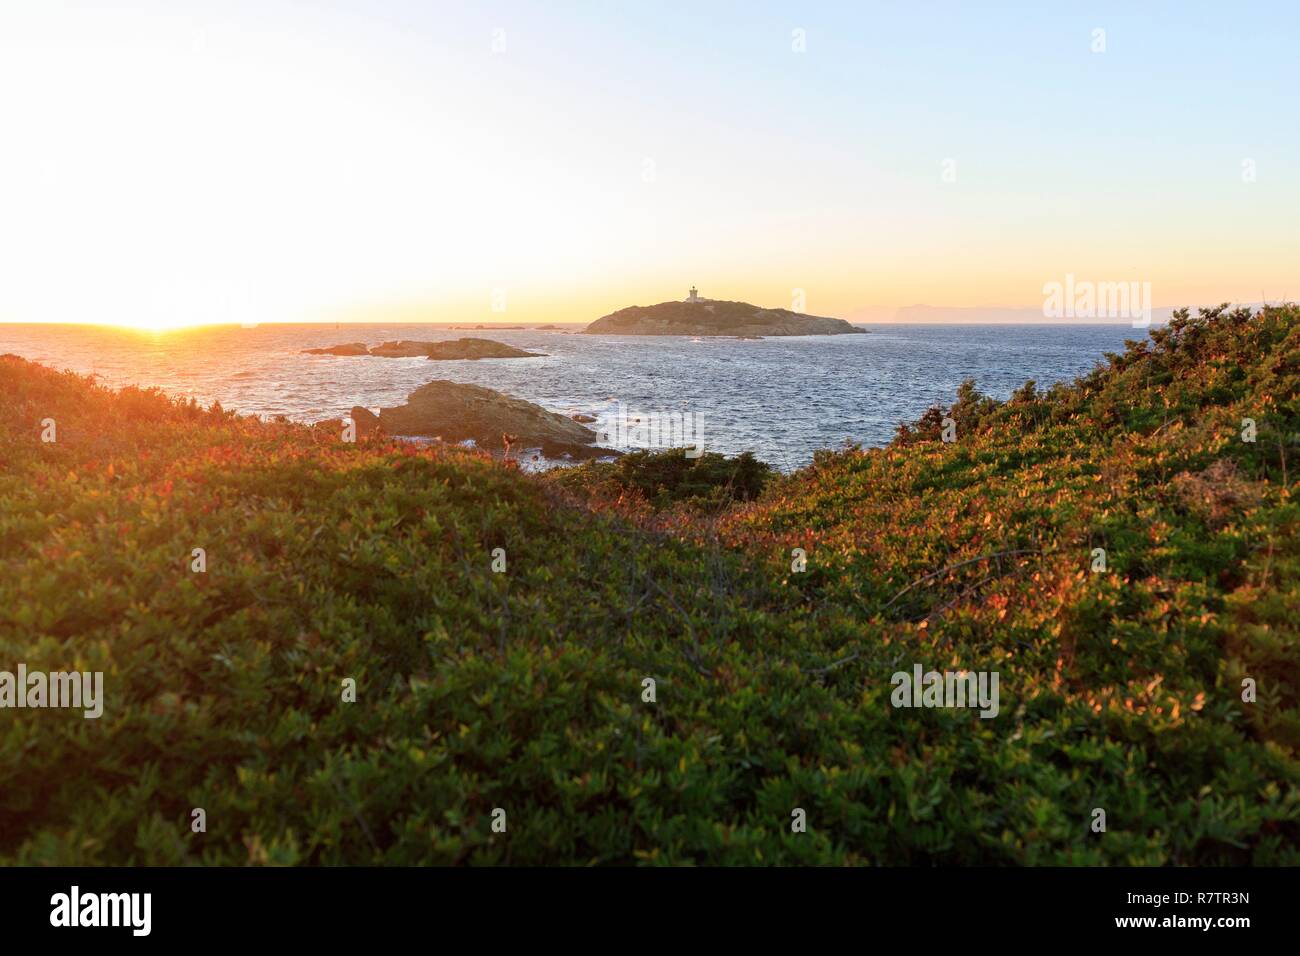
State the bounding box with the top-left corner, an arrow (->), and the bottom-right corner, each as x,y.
361,343 -> 431,358
367,340 -> 437,357
303,342 -> 370,355
584,299 -> 864,336
349,405 -> 381,437
349,380 -> 613,459
308,338 -> 544,359
424,338 -> 544,360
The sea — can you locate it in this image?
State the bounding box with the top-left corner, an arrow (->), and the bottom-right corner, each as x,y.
0,322 -> 1150,470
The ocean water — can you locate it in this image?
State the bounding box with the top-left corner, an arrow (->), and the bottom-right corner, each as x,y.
0,322 -> 1148,469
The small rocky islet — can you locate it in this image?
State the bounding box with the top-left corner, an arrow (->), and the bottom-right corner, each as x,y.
342,380 -> 612,461
303,337 -> 544,360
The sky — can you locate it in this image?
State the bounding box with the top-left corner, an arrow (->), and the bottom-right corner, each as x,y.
0,0 -> 1296,328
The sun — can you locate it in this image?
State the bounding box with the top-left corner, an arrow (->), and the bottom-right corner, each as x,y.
119,316 -> 206,333
73,309 -> 218,333
83,285 -> 266,332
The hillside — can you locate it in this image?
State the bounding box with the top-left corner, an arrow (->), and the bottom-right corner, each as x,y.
0,304 -> 1296,865
584,299 -> 864,336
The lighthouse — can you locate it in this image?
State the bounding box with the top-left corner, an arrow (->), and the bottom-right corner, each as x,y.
686,286 -> 700,303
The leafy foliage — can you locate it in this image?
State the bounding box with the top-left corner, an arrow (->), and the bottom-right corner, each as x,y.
549,448 -> 773,512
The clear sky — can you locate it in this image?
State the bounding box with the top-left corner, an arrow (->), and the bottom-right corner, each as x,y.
1,0 -> 1296,327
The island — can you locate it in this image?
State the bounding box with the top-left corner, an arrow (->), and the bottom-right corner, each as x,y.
366,340 -> 441,357
304,338 -> 544,360
348,380 -> 612,460
423,338 -> 544,360
583,287 -> 865,336
302,342 -> 370,356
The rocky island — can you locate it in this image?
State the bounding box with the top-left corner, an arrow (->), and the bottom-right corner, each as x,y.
304,338 -> 544,360
348,380 -> 612,460
424,338 -> 544,360
584,287 -> 864,336
366,340 -> 441,357
302,342 -> 370,356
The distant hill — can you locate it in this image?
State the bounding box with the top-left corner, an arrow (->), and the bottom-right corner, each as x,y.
888,304 -> 1180,325
584,299 -> 864,336
870,301 -> 1268,325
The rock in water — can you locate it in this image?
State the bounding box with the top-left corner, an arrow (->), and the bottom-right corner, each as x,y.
302,342 -> 370,355
349,406 -> 381,437
364,338 -> 544,359
424,338 -> 545,360
372,380 -> 610,459
367,340 -> 441,357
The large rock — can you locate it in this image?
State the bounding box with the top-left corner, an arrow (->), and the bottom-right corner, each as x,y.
303,342 -> 369,355
364,338 -> 544,359
367,340 -> 440,357
369,380 -> 611,459
425,338 -> 544,360
584,299 -> 865,336
349,406 -> 381,437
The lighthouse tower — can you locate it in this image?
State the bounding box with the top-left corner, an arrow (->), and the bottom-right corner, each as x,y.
686,286 -> 700,303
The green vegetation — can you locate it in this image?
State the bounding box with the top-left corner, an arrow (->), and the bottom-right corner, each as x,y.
1,304 -> 1297,865
548,448 -> 773,512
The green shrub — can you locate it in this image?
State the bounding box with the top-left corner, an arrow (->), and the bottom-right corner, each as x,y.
550,448 -> 773,511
